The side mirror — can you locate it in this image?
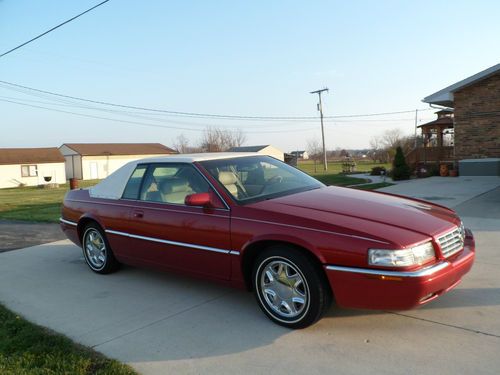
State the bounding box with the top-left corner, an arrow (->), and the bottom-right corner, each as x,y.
185,192 -> 212,207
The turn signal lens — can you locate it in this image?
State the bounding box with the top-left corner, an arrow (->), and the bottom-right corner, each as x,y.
368,242 -> 435,267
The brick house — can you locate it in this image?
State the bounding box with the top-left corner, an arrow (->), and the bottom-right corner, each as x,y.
422,63 -> 500,175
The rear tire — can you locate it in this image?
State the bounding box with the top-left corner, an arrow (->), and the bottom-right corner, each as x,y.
252,245 -> 332,329
82,223 -> 120,274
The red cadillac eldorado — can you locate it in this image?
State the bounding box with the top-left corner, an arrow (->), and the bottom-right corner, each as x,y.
61,153 -> 475,328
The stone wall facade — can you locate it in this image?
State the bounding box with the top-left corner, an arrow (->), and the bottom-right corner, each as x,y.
453,72 -> 500,159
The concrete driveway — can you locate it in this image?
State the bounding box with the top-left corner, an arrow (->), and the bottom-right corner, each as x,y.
0,177 -> 499,374
377,176 -> 500,208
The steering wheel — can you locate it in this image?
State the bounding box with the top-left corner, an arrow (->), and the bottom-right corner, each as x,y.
259,175 -> 283,194
267,175 -> 283,185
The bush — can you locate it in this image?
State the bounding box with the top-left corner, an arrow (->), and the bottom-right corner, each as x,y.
370,166 -> 386,176
392,146 -> 411,180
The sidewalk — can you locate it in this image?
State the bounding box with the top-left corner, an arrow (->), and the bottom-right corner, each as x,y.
350,173 -> 398,185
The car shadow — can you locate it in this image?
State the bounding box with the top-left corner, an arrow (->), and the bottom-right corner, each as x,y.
323,287 -> 500,319
418,288 -> 500,309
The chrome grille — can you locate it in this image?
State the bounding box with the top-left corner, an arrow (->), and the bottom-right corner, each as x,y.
437,227 -> 464,258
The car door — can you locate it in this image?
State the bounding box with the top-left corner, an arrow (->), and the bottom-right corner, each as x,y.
120,163 -> 232,280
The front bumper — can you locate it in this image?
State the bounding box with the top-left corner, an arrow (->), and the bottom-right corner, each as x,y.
325,233 -> 475,310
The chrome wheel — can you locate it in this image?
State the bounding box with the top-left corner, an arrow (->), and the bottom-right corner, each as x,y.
259,259 -> 309,319
83,228 -> 107,270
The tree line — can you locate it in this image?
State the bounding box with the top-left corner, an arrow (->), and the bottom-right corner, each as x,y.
173,127 -> 246,153
306,128 -> 417,163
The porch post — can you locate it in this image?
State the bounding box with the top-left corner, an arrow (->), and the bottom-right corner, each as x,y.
437,125 -> 443,147
437,125 -> 444,161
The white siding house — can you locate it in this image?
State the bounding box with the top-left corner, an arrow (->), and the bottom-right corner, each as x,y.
290,151 -> 309,160
0,148 -> 66,189
228,145 -> 285,161
59,143 -> 176,180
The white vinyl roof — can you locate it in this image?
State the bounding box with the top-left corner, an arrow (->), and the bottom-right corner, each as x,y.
88,152 -> 259,199
422,63 -> 500,107
133,152 -> 259,163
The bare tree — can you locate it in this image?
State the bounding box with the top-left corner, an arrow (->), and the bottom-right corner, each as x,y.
306,138 -> 322,160
399,134 -> 418,155
231,128 -> 246,149
380,128 -> 404,149
199,127 -> 246,152
369,129 -> 414,163
339,149 -> 350,158
173,133 -> 203,153
369,135 -> 387,163
369,135 -> 381,153
306,138 -> 323,173
173,134 -> 190,154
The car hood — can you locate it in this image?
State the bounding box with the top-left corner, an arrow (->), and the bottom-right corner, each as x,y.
252,186 -> 459,238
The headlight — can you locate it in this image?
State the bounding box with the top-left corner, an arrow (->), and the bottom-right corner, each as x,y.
368,242 -> 435,267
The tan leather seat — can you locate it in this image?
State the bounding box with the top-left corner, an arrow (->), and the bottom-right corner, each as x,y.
218,171 -> 239,198
158,177 -> 193,204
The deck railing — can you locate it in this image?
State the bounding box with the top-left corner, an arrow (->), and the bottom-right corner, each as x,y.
406,146 -> 454,165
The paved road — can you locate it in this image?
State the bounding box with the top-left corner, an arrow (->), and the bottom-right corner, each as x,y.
0,179 -> 499,374
0,220 -> 65,252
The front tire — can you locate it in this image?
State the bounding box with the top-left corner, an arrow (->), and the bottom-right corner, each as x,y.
252,245 -> 332,329
82,223 -> 119,274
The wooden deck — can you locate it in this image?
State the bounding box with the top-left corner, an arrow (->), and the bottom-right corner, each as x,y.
406,146 -> 454,165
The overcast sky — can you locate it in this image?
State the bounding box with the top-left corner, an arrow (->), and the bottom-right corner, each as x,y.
0,0 -> 499,152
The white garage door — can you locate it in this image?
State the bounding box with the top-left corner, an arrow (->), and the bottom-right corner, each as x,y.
89,162 -> 98,179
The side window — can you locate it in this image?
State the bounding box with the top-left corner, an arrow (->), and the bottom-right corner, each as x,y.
139,164 -> 210,205
122,165 -> 147,199
21,165 -> 38,177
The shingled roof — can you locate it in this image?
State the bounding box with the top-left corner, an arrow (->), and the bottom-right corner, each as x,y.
62,143 -> 176,156
0,148 -> 65,165
423,63 -> 500,107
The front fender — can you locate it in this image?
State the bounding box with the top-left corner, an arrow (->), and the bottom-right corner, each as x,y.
240,233 -> 327,264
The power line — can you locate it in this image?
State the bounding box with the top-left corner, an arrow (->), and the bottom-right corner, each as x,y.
0,98 -> 317,134
0,1 -> 111,59
0,80 -> 320,120
0,93 -> 433,133
0,94 -> 312,130
0,80 -> 431,121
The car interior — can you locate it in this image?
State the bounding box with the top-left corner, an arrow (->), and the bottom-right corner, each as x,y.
139,165 -> 209,205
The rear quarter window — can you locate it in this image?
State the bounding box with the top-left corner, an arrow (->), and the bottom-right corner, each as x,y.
122,165 -> 147,199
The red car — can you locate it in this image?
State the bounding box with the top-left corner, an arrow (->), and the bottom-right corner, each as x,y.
61,153 -> 475,328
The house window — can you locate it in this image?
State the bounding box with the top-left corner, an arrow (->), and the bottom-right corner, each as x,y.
21,165 -> 38,177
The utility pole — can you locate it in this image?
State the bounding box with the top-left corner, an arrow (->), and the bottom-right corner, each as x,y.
414,109 -> 418,148
310,87 -> 329,171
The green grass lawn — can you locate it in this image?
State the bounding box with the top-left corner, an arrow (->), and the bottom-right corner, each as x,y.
0,180 -> 99,223
0,304 -> 136,375
297,159 -> 390,187
298,159 -> 391,175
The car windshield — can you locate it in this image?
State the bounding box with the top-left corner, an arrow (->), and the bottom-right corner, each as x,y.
200,156 -> 324,204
